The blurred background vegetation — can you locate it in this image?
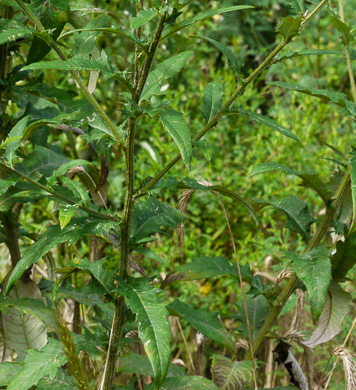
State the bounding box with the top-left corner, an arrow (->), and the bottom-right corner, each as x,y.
1,0 -> 355,388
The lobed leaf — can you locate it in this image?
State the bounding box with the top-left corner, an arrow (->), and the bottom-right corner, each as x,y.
286,247 -> 331,322
277,16 -> 302,42
7,339 -> 67,390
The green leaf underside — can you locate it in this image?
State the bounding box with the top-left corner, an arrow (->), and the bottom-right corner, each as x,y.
116,277 -> 172,390
250,162 -> 331,204
161,256 -> 250,288
254,194 -> 314,240
160,108 -> 192,170
5,217 -> 114,295
22,58 -> 115,76
130,8 -> 157,29
235,295 -> 269,338
141,51 -> 193,101
286,247 -> 331,322
193,36 -> 242,74
268,81 -> 356,117
117,351 -> 185,377
211,354 -> 253,389
240,109 -> 299,141
203,83 -> 224,123
7,339 -> 67,390
168,299 -> 235,351
132,197 -> 185,242
302,282 -> 351,348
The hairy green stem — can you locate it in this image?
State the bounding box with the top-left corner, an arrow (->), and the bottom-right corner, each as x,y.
99,13 -> 167,390
136,0 -> 330,197
248,166 -> 351,358
14,0 -> 125,149
0,162 -> 119,223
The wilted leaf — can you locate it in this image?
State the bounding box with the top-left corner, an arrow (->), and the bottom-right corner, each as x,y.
132,198 -> 186,242
161,256 -> 250,288
159,108 -> 192,170
286,247 -> 331,322
302,282 -> 351,348
116,277 -> 172,390
211,355 -> 253,389
2,279 -> 48,359
203,83 -> 224,123
168,299 -> 235,351
141,51 -> 193,101
7,338 -> 67,390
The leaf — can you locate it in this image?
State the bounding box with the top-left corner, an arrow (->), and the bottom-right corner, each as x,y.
254,194 -> 315,240
168,299 -> 235,351
0,297 -> 56,329
59,204 -> 77,229
0,362 -> 22,386
350,149 -> 356,229
268,82 -> 356,117
37,368 -> 77,390
132,198 -> 186,242
277,16 -> 302,42
130,8 -> 157,29
275,49 -> 342,63
1,279 -> 48,360
116,277 -> 172,390
161,256 -> 250,288
239,109 -> 299,141
117,350 -> 185,377
331,230 -> 356,281
5,217 -> 114,295
0,21 -> 35,45
235,295 -> 269,338
4,116 -> 30,166
211,355 -> 253,390
7,338 -> 67,390
302,282 -> 351,348
47,159 -> 92,186
140,51 -> 193,101
331,16 -> 354,45
22,58 -> 115,76
289,0 -> 305,13
160,108 -> 192,170
203,83 -> 224,123
285,247 -> 331,322
192,35 -> 242,75
16,145 -> 69,178
163,6 -> 254,40
250,162 -> 331,205
150,376 -> 218,390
